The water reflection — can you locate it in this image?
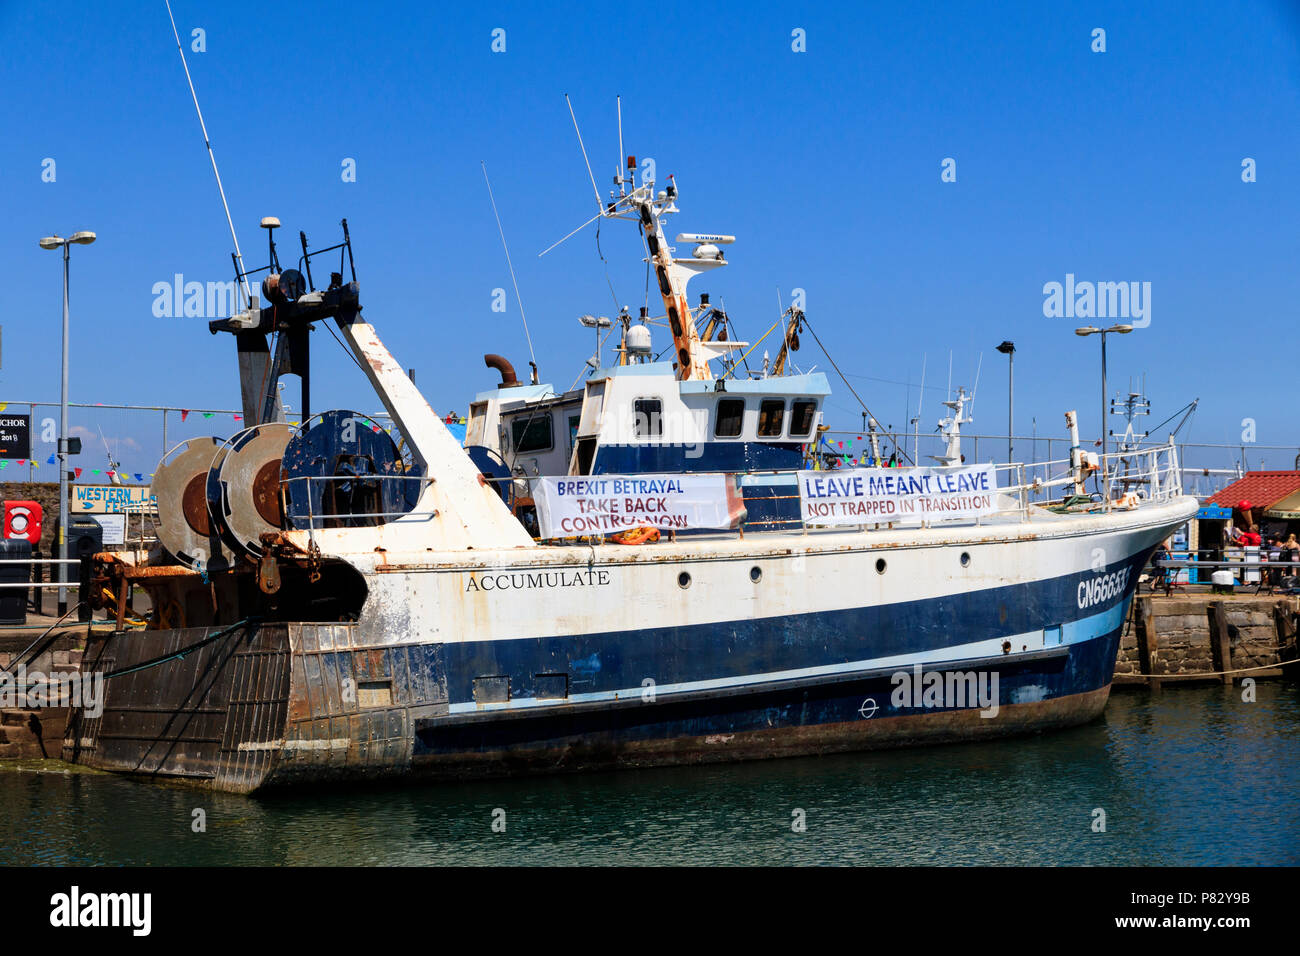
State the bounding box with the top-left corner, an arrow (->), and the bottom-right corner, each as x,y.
2,683 -> 1296,866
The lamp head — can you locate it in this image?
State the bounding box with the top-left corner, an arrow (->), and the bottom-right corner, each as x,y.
1108,324 -> 1134,334
996,340 -> 1015,354
68,231 -> 96,245
39,236 -> 64,250
1075,326 -> 1100,337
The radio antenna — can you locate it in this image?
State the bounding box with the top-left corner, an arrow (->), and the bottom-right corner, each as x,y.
617,95 -> 626,197
565,94 -> 604,216
164,0 -> 252,308
482,161 -> 537,379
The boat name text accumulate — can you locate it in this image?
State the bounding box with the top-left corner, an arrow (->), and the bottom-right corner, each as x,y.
465,569 -> 613,592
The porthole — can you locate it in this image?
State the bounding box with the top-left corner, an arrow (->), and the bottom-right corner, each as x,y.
960,552 -> 971,567
875,558 -> 887,574
750,566 -> 762,582
678,571 -> 692,589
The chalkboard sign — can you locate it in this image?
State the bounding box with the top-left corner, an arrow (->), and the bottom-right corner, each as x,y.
0,414 -> 30,459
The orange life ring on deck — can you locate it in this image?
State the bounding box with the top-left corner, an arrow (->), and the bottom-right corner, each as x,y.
610,526 -> 661,546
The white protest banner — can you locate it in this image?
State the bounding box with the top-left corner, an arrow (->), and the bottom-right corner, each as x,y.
533,473 -> 746,538
798,464 -> 998,526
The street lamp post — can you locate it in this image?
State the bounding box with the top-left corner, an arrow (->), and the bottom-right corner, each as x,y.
996,341 -> 1015,464
39,231 -> 96,615
1075,324 -> 1133,506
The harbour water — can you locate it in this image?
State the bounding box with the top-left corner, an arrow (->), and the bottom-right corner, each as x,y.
3,683 -> 1297,866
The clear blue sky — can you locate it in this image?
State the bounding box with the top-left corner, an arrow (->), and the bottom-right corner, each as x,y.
3,0 -> 1299,478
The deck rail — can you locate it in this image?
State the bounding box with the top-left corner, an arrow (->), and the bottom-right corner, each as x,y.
278,441 -> 1185,543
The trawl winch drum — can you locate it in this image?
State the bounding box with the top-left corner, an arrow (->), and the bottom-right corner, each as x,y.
152,436 -> 236,571
280,409 -> 423,529
205,422 -> 290,559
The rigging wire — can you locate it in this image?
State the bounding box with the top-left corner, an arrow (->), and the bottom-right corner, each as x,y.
801,315 -> 915,466
322,319 -> 371,379
164,0 -> 252,308
482,161 -> 537,373
594,216 -> 622,315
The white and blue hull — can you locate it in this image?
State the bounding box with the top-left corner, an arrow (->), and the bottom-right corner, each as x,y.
65,497 -> 1196,792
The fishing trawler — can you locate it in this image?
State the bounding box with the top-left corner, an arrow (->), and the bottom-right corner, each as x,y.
466,287 -> 829,532
464,146 -> 840,533
57,162 -> 1196,791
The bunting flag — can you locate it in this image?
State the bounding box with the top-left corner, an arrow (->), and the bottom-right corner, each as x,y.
181,409 -> 190,422
233,414 -> 243,422
134,472 -> 144,482
0,461 -> 7,470
47,454 -> 56,464
0,402 -> 6,411
202,412 -> 214,419
92,468 -> 101,475
837,441 -> 843,449
74,468 -> 82,478
16,460 -> 24,466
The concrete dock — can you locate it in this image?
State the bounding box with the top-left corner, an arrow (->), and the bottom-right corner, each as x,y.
1117,592 -> 1299,687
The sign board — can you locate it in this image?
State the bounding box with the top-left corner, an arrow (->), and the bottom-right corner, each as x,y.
91,513 -> 126,546
533,474 -> 745,538
72,484 -> 156,514
0,414 -> 30,459
798,464 -> 999,527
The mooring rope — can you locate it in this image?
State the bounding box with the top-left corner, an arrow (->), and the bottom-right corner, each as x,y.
0,603 -> 85,677
101,617 -> 262,681
1136,657 -> 1297,680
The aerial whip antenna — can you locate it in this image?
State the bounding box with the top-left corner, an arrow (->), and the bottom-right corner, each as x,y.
565,94 -> 605,215
913,354 -> 926,461
482,161 -> 538,379
164,0 -> 252,308
617,95 -> 627,197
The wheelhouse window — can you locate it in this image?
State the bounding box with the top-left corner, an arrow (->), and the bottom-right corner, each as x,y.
790,399 -> 817,438
715,398 -> 745,438
511,415 -> 553,453
757,399 -> 786,438
633,398 -> 662,439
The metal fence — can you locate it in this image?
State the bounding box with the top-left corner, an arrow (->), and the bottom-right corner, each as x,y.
822,430 -> 1292,499
0,400 -> 399,485
0,397 -> 1287,503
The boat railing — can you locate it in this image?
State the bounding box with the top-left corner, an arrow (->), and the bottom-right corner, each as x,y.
485,439 -> 1185,538
282,473 -> 437,532
278,443 -> 1184,542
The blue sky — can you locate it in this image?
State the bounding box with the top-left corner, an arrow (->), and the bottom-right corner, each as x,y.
3,0 -> 1299,478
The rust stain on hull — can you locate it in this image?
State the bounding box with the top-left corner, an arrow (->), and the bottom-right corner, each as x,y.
63,619 -> 1112,794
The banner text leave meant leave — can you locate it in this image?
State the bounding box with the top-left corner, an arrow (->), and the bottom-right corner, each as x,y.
798,464 -> 998,526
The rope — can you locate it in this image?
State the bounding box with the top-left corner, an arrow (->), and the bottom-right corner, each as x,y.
0,603 -> 85,677
1134,657 -> 1297,680
801,315 -> 915,466
731,315 -> 785,368
101,617 -> 261,681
